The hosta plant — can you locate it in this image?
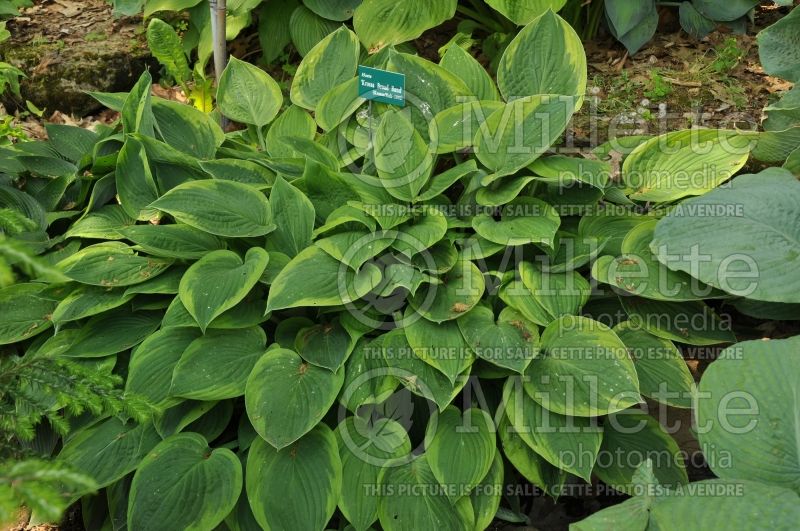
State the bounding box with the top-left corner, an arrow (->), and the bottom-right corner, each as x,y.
1,7 -> 800,531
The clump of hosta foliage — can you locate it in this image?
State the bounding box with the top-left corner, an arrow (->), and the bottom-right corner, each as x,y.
2,6 -> 800,530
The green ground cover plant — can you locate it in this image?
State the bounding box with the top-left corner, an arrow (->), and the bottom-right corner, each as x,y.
1,2 -> 799,530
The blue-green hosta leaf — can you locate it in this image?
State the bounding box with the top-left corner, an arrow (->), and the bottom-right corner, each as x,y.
426,407 -> 497,502
128,433 -> 242,531
120,224 -> 227,260
621,129 -> 751,202
473,95 -> 576,179
150,180 -> 275,238
266,246 -> 382,311
57,242 -> 173,287
613,322 -> 695,408
503,377 -> 602,481
289,5 -> 340,56
698,335 -> 800,493
335,417 -> 411,531
594,410 -> 688,494
267,176 -> 315,257
439,45 -> 500,101
246,425 -> 342,530
170,327 -> 267,400
353,0 -> 457,53
486,0 -> 567,25
115,138 -> 159,221
571,496 -> 650,531
61,309 -> 161,358
457,305 -> 539,374
592,221 -> 723,301
245,348 -> 343,448
0,283 -> 57,345
678,1 -> 717,40
409,258 -> 485,323
694,0 -> 758,21
126,327 -> 202,410
524,315 -> 640,417
619,297 -> 736,345
374,108 -> 434,202
606,1 -> 658,55
179,248 -> 269,331
497,11 -> 586,102
472,197 -> 560,248
291,27 -> 360,110
377,455 -> 475,531
60,418 -> 161,488
217,56 -> 283,127
650,169 -> 800,303
649,479 -> 800,530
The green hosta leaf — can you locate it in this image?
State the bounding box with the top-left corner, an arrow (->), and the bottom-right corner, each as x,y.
431,100 -> 505,154
128,433 -> 242,531
409,258 -> 485,323
592,220 -> 721,301
471,453 -> 504,530
289,5 -> 340,56
402,309 -> 473,383
146,18 -> 191,86
457,305 -> 539,373
291,27 -> 360,110
51,286 -> 132,324
57,242 -> 173,287
245,348 -> 343,448
649,479 -> 800,530
426,407 -> 496,502
391,211 -> 447,257
613,321 -> 694,408
60,418 -> 161,488
375,108 -> 434,202
335,417 -> 411,531
606,1 -> 657,55
473,96 -> 576,179
124,267 -> 184,296
619,297 -> 736,345
650,169 -> 800,303
678,1 -> 717,40
295,318 -> 353,371
497,10 -> 586,102
217,56 -> 283,127
497,416 -> 568,497
417,160 -> 478,201
317,230 -> 395,270
154,400 -> 218,438
0,283 -> 57,345
257,0 -> 298,63
266,105 -> 316,158
150,180 -> 275,238
579,210 -> 653,256
698,336 -> 800,493
45,123 -> 98,164
377,455 -> 475,530
486,0 -> 567,25
353,0 -> 457,53
303,0 -> 362,21
126,327 -> 202,409
316,78 -> 365,131
595,410 -> 687,494
179,248 -> 269,331
340,336 -> 398,411
171,327 -> 267,400
525,315 -> 640,417
382,329 -> 470,411
266,246 -> 382,311
472,196 -> 559,247
267,177 -> 315,257
621,129 -> 751,202
121,224 -> 227,260
64,206 -> 134,240
571,496 -> 650,531
503,377 -> 602,481
512,262 -> 591,325
62,309 -> 161,358
122,71 -> 155,137
115,138 -> 159,221
246,425 -> 342,530
439,45 -> 500,101
200,159 -> 275,188
152,99 -> 225,159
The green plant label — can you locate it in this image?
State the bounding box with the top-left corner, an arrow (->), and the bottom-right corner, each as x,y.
357,65 -> 405,106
